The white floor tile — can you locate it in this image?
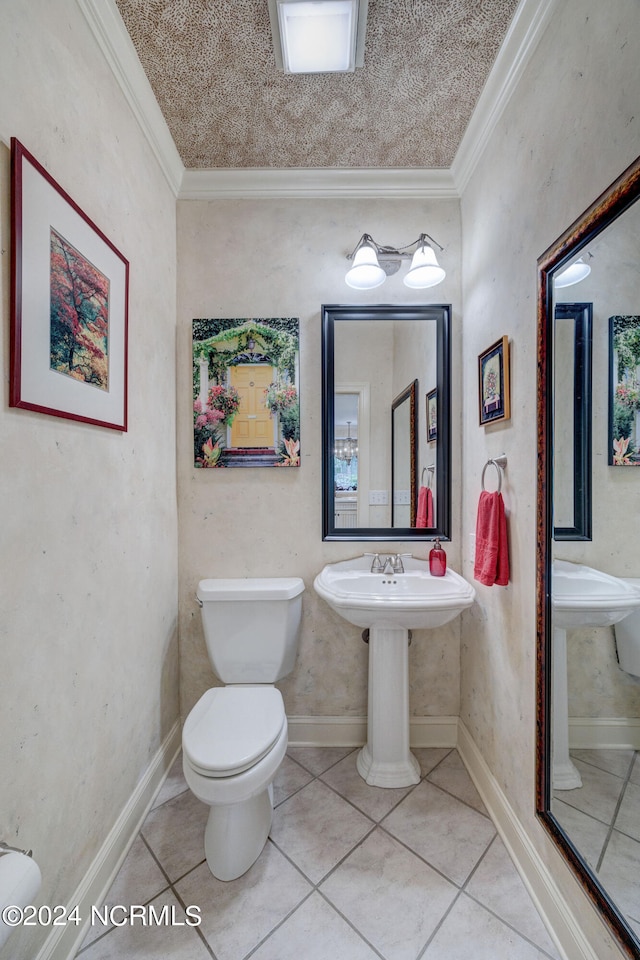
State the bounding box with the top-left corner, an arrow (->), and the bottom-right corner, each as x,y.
286,745 -> 355,776
270,778 -> 373,882
320,750 -> 413,821
383,780 -> 496,885
250,892 -> 380,960
614,780 -> 640,843
175,843 -> 311,960
426,748 -> 488,815
273,754 -> 314,806
141,789 -> 208,881
78,889 -> 211,960
557,758 -> 624,825
571,748 -> 634,780
79,836 -> 169,949
321,828 -> 457,960
466,836 -> 561,957
598,830 -> 640,925
423,893 -> 552,960
549,799 -> 608,871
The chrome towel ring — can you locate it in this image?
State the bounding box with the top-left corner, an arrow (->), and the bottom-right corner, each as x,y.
481,454 -> 507,493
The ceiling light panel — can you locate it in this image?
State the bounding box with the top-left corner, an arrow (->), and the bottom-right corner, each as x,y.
271,0 -> 364,74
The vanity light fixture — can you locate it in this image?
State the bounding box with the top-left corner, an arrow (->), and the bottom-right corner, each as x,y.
554,256 -> 591,288
345,233 -> 446,290
268,0 -> 368,74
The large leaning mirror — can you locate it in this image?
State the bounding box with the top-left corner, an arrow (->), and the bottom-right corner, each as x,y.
321,304 -> 451,541
537,154 -> 640,958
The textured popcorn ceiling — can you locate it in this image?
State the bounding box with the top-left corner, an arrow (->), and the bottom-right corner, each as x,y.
116,0 -> 519,169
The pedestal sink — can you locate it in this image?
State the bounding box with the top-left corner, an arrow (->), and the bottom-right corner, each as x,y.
314,555 -> 475,787
552,560 -> 640,790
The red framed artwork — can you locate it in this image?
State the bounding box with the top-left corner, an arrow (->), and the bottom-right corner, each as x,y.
10,138 -> 129,431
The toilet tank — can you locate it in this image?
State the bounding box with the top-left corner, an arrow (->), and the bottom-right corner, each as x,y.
196,577 -> 305,683
614,578 -> 640,679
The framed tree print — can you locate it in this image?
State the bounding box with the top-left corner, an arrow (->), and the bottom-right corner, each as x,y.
10,139 -> 129,431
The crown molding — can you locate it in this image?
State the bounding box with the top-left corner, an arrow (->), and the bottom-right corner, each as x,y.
76,0 -> 184,195
179,167 -> 457,200
451,0 -> 560,193
79,0 -> 555,201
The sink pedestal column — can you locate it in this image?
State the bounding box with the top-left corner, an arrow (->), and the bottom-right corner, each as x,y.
356,625 -> 421,788
552,626 -> 582,790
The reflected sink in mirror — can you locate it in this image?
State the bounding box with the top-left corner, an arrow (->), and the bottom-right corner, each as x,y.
314,554 -> 476,630
552,559 -> 640,629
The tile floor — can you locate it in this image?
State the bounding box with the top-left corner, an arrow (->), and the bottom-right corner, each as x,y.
76,747 -> 561,960
552,747 -> 640,937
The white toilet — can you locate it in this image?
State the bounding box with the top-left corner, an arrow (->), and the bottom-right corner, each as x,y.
182,576 -> 305,881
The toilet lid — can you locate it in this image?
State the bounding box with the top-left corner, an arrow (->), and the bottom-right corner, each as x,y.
183,686 -> 285,778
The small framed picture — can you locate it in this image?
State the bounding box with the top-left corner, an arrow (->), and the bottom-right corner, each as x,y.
478,336 -> 510,425
426,388 -> 437,441
10,139 -> 129,430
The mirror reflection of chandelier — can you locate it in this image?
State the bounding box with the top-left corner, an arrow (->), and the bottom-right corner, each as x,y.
335,421 -> 358,465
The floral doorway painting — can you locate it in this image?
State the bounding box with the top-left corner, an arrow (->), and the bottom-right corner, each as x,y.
609,315 -> 640,465
192,318 -> 300,468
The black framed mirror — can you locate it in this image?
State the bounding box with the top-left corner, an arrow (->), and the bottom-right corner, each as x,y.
321,304 -> 451,542
537,154 -> 640,958
552,302 -> 592,541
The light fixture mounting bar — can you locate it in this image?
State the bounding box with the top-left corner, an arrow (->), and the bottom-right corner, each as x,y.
345,233 -> 444,262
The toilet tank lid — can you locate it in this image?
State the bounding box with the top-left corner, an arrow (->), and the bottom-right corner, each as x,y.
197,577 -> 305,602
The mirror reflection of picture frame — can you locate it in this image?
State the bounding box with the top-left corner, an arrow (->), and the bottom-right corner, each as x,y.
608,315 -> 640,466
426,388 -> 437,441
478,335 -> 511,425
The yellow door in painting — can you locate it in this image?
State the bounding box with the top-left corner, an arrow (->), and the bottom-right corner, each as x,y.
229,366 -> 274,448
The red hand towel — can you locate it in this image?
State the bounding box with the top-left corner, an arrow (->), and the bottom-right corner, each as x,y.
416,486 -> 433,528
474,490 -> 509,586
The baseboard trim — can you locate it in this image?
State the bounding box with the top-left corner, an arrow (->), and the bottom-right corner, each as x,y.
569,717 -> 640,750
34,720 -> 182,960
286,715 -> 458,748
457,720 -> 602,960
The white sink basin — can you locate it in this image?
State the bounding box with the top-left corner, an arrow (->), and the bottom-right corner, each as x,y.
552,559 -> 640,629
314,554 -> 475,788
314,555 -> 476,630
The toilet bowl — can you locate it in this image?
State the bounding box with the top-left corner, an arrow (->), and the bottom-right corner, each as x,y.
182,577 -> 304,881
614,578 -> 640,678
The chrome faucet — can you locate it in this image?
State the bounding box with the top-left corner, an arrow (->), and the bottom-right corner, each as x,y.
367,553 -> 407,574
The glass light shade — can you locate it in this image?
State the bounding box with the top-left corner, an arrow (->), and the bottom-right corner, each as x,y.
553,257 -> 591,288
277,0 -> 357,73
345,243 -> 386,289
403,244 -> 446,289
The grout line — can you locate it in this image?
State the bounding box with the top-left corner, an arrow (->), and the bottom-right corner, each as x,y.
595,750 -> 636,873
171,881 -> 219,959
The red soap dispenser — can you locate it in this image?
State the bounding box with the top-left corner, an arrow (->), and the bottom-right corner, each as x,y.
429,538 -> 447,577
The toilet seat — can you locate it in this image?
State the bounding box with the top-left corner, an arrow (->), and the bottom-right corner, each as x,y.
183,686 -> 285,778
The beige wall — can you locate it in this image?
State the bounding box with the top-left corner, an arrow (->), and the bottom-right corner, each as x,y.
459,0 -> 640,956
176,197 -> 462,721
0,3 -> 179,957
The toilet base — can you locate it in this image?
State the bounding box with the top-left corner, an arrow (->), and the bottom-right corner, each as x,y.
204,787 -> 273,881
